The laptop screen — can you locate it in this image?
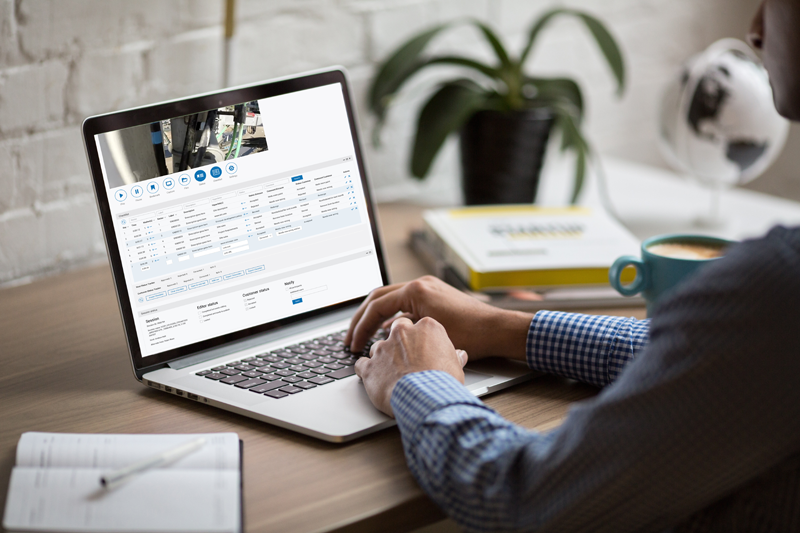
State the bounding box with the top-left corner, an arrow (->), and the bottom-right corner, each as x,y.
88,76 -> 385,363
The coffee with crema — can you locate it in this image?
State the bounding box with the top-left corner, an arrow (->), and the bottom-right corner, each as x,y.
647,242 -> 725,260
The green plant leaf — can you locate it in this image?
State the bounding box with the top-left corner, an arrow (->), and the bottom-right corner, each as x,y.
549,103 -> 590,204
410,79 -> 487,179
575,12 -> 626,95
519,8 -> 567,64
370,55 -> 499,147
369,24 -> 450,120
471,20 -> 512,70
528,77 -> 584,124
519,8 -> 625,95
570,142 -> 587,204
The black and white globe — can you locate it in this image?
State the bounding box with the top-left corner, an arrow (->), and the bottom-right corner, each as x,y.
659,38 -> 789,187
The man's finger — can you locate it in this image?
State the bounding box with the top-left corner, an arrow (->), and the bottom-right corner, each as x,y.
390,315 -> 414,331
380,312 -> 414,331
350,289 -> 414,352
344,282 -> 405,346
355,356 -> 370,379
369,339 -> 383,358
456,349 -> 469,367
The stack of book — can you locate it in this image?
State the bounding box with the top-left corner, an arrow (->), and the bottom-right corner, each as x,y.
411,205 -> 644,311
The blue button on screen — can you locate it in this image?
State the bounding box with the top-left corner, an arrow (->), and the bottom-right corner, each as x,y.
195,170 -> 206,182
291,175 -> 303,182
210,166 -> 222,178
292,298 -> 303,305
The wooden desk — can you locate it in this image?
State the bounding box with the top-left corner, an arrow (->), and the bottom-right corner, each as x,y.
0,203 -> 644,533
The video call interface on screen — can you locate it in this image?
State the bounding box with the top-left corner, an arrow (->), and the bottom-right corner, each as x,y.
95,83 -> 383,358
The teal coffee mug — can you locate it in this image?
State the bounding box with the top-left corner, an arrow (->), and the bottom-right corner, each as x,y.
609,234 -> 735,315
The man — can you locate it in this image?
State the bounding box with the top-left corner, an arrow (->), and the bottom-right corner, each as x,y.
346,1 -> 800,531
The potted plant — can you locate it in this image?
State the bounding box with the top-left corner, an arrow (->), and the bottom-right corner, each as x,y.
368,8 -> 625,205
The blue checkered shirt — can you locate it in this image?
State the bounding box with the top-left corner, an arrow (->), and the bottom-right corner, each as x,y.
391,226 -> 800,532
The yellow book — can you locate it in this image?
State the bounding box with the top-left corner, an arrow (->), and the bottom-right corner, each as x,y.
422,206 -> 639,291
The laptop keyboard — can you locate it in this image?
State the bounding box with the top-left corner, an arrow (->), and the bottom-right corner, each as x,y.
194,328 -> 387,399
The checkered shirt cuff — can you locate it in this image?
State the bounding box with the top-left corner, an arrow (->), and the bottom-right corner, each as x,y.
527,310 -> 650,387
391,371 -> 487,434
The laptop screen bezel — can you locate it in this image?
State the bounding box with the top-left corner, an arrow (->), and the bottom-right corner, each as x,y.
82,68 -> 390,375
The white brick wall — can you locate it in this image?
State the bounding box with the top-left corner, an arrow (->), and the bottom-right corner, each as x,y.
0,0 -> 791,286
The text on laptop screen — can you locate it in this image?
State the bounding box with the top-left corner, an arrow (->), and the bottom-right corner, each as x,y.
94,83 -> 383,358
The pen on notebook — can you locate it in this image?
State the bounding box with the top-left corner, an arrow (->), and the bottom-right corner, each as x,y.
99,437 -> 206,490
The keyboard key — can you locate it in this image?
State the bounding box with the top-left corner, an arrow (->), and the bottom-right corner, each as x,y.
329,366 -> 356,379
308,376 -> 335,385
233,364 -> 254,372
195,370 -> 211,376
212,366 -> 227,371
260,356 -> 281,363
220,375 -> 248,384
297,371 -> 316,379
265,390 -> 289,399
279,386 -> 303,394
204,372 -> 226,380
243,356 -> 256,362
250,381 -> 288,393
260,373 -> 280,381
294,381 -> 317,390
303,361 -> 322,368
299,354 -> 317,361
330,352 -> 349,360
311,350 -> 329,357
226,362 -> 239,366
281,376 -> 302,383
311,368 -> 331,375
271,362 -> 290,369
235,378 -> 266,389
341,357 -> 357,365
242,371 -> 263,378
317,357 -> 335,364
289,365 -> 306,372
249,360 -> 268,367
275,369 -> 295,377
325,363 -> 345,370
220,368 -> 240,376
284,358 -> 304,365
271,350 -> 293,358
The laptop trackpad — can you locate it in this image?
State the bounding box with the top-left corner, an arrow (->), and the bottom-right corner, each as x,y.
464,369 -> 493,387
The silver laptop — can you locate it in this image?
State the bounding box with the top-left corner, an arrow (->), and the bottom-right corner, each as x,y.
82,67 -> 537,442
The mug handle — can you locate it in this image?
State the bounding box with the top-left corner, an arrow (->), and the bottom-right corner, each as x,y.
609,256 -> 649,296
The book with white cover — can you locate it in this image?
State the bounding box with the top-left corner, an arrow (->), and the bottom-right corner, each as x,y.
3,432 -> 241,533
422,206 -> 640,291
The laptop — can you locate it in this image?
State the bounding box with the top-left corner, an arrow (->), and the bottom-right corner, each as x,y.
82,67 -> 538,442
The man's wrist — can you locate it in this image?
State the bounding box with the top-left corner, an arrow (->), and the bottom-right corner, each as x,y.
477,309 -> 533,360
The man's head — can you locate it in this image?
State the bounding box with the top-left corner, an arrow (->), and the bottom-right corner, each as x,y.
749,0 -> 800,120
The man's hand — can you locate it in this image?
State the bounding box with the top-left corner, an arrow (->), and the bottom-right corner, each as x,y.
355,316 -> 468,416
346,276 -> 533,361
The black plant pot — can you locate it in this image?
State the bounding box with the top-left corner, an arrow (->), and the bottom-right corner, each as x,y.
459,108 -> 555,205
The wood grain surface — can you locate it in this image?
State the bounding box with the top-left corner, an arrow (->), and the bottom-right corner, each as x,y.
0,203 -> 645,533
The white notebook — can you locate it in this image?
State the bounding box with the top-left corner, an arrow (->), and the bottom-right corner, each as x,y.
3,432 -> 242,533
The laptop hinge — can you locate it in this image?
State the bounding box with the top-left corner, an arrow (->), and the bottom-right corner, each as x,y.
167,305 -> 358,370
